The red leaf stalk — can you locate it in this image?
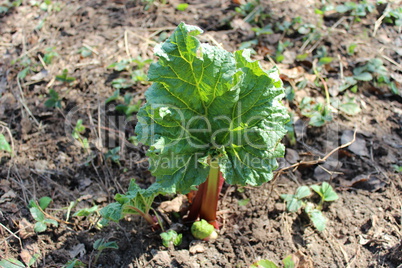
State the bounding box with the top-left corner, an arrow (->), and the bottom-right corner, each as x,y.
186,158 -> 224,229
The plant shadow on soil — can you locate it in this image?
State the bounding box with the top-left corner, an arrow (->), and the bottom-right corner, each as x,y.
1,0 -> 402,267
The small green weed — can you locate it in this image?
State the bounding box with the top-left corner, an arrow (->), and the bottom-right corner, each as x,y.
72,119 -> 89,149
275,40 -> 293,63
78,46 -> 92,58
66,198 -> 104,229
44,89 -> 62,108
336,0 -> 375,21
393,165 -> 402,173
281,182 -> 339,231
73,205 -> 99,217
56,69 -> 76,83
340,58 -> 397,95
30,0 -> 61,12
63,259 -> 86,268
141,0 -> 166,11
29,196 -> 58,233
250,254 -> 295,268
42,47 -> 59,65
104,146 -> 120,165
347,43 -> 358,55
383,6 -> 402,26
176,3 -> 188,11
0,133 -> 12,153
105,90 -> 142,116
300,97 -> 333,127
331,95 -> 361,116
235,0 -> 267,24
93,238 -> 118,265
115,94 -> 142,116
108,56 -> 152,89
0,0 -> 22,14
0,254 -> 40,268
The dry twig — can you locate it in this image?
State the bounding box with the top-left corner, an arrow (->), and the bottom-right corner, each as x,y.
272,130 -> 357,182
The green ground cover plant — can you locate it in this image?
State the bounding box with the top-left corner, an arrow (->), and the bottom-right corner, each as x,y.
28,196 -> 58,233
281,182 -> 339,231
92,238 -> 118,265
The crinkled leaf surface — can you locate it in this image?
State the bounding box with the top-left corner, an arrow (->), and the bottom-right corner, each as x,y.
136,22 -> 288,193
100,179 -> 167,221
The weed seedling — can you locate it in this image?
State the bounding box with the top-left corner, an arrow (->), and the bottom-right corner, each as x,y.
29,196 -> 58,233
235,0 -> 266,24
78,46 -> 93,58
42,47 -> 59,65
0,133 -> 12,153
176,3 -> 188,11
331,95 -> 361,116
0,0 -> 22,14
336,0 -> 375,21
281,182 -> 339,231
108,56 -> 152,89
92,238 -> 118,265
0,254 -> 40,268
64,258 -> 86,268
250,254 -> 295,268
340,58 -> 396,94
56,69 -> 75,84
115,94 -> 142,116
300,97 -> 333,127
393,165 -> 402,173
73,204 -> 99,217
72,119 -> 89,150
275,40 -> 293,63
104,146 -> 121,165
30,0 -> 61,12
44,89 -> 62,108
383,6 -> 402,26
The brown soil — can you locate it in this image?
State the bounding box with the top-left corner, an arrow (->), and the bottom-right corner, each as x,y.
0,0 -> 401,267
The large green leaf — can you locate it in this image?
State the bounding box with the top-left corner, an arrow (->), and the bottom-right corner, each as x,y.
135,22 -> 288,193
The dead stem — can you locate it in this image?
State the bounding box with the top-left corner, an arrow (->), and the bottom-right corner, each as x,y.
273,129 -> 357,180
0,222 -> 23,249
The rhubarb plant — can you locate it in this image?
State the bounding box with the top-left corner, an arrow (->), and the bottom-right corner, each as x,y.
100,179 -> 167,229
135,22 -> 288,228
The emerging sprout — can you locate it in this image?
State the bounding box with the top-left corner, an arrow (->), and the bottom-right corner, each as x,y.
191,219 -> 218,240
160,230 -> 183,248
